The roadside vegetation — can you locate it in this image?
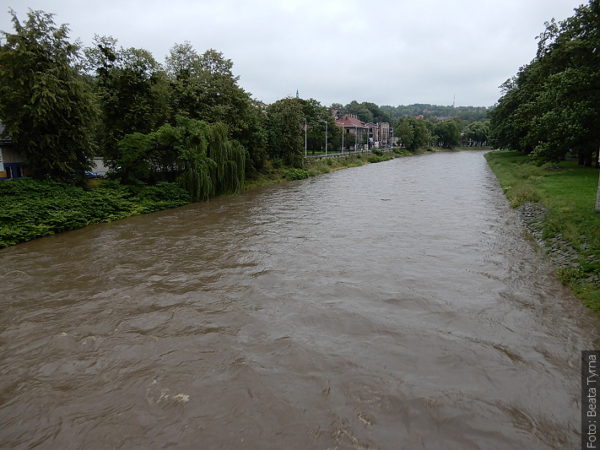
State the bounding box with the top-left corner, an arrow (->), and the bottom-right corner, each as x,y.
486,151 -> 600,312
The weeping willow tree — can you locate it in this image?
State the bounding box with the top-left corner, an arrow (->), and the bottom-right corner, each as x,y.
206,122 -> 246,195
174,117 -> 245,201
116,116 -> 246,201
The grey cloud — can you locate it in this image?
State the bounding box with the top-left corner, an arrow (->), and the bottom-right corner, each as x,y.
0,0 -> 583,106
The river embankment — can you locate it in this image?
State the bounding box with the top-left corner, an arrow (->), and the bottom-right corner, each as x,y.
0,147 -> 488,249
0,150 -> 401,249
485,150 -> 600,312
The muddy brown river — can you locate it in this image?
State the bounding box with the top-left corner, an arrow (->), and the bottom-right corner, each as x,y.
1,151 -> 599,449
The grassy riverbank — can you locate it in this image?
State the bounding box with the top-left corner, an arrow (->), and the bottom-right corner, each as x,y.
244,152 -> 395,190
485,150 -> 600,312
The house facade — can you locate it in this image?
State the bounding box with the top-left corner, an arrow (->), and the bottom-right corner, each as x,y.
335,114 -> 390,150
365,122 -> 391,148
335,114 -> 370,150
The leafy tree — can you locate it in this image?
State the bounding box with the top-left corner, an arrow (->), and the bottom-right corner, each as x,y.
299,98 -> 339,153
395,117 -> 432,150
490,0 -> 600,165
337,101 -> 391,124
85,36 -> 171,161
463,121 -> 489,146
165,43 -> 267,174
115,117 -> 245,200
394,118 -> 414,149
0,9 -> 98,182
266,98 -> 305,167
434,119 -> 461,148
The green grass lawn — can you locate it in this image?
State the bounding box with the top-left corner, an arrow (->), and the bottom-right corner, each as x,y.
486,150 -> 600,312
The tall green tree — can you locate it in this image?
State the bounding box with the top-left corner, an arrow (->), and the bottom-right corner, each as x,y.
434,119 -> 461,148
165,43 -> 267,174
395,117 -> 432,151
490,0 -> 600,165
463,121 -> 489,146
266,98 -> 304,167
299,98 -> 339,153
0,9 -> 98,182
85,36 -> 171,161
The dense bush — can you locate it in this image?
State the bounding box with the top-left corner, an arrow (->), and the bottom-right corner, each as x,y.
371,149 -> 383,156
0,179 -> 190,248
393,148 -> 412,156
368,155 -> 390,163
283,168 -> 310,180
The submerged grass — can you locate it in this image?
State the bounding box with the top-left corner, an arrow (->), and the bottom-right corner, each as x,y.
485,150 -> 600,312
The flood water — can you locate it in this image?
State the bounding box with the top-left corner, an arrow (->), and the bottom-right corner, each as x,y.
1,151 -> 599,449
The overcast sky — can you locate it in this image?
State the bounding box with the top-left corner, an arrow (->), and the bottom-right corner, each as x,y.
0,0 -> 585,107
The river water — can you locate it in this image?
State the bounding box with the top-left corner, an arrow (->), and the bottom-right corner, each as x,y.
1,151 -> 599,449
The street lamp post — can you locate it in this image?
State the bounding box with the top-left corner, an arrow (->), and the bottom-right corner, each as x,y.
354,126 -> 358,152
320,120 -> 328,156
325,121 -> 328,156
304,118 -> 307,158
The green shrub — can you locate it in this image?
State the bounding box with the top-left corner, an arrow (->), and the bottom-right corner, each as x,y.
284,168 -> 310,180
393,148 -> 411,156
371,149 -> 383,156
368,155 -> 392,163
0,179 -> 191,248
272,158 -> 285,169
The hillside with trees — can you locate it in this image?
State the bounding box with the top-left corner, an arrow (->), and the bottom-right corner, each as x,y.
381,104 -> 490,122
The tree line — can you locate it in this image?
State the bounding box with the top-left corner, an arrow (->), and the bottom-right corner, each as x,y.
0,9 -> 491,201
393,117 -> 489,150
381,104 -> 490,123
0,9 -> 343,192
489,0 -> 600,166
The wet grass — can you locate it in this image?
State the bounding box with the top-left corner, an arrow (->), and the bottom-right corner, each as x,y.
486,150 -> 600,312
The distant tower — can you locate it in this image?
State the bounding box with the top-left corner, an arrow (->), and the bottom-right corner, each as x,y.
452,94 -> 456,108
296,89 -> 299,99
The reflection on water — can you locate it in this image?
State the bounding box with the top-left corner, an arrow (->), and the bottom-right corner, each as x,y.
1,151 -> 598,449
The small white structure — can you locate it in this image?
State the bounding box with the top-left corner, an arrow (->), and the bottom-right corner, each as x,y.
91,157 -> 110,176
